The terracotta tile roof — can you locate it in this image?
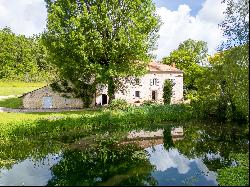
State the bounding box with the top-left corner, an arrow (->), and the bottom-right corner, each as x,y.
148,61 -> 183,73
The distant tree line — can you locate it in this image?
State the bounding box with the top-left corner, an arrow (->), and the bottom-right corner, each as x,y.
0,27 -> 56,82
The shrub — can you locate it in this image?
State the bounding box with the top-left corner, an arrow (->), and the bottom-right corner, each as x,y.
163,80 -> 174,104
217,153 -> 249,186
107,99 -> 130,111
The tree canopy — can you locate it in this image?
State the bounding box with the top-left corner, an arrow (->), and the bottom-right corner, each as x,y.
162,39 -> 207,96
191,0 -> 249,122
43,0 -> 160,106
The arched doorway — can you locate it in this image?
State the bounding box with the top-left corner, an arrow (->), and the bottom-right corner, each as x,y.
102,94 -> 108,105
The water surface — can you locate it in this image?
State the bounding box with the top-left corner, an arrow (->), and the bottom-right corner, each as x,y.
0,122 -> 248,186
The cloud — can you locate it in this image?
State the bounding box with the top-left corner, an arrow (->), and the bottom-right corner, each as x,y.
146,145 -> 192,174
0,0 -> 47,36
0,153 -> 61,186
0,0 -> 226,59
153,0 -> 227,60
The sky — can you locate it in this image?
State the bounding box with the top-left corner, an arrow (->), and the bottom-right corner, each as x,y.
0,0 -> 227,60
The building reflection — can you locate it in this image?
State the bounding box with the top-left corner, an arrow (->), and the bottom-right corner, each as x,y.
123,127 -> 184,149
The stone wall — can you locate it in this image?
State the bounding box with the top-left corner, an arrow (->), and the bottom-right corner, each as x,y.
95,71 -> 184,105
22,70 -> 183,109
114,71 -> 183,104
22,86 -> 84,109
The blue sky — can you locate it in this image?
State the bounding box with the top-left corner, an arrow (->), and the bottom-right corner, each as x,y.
0,0 -> 226,60
153,0 -> 206,16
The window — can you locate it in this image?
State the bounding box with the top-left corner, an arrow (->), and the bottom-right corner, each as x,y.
150,78 -> 159,86
135,91 -> 140,98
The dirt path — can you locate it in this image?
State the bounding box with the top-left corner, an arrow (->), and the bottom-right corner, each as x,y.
0,107 -> 95,113
0,95 -> 21,99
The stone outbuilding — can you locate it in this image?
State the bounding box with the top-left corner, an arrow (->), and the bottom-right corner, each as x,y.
21,86 -> 84,109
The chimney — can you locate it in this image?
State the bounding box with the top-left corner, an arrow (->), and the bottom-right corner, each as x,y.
172,63 -> 176,68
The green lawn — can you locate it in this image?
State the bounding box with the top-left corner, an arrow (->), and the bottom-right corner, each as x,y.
0,97 -> 23,108
0,109 -> 102,124
0,81 -> 46,96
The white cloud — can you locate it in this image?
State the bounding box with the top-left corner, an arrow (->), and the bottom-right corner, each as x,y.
153,0 -> 227,60
0,0 -> 226,59
145,145 -> 192,174
0,153 -> 61,186
0,0 -> 47,36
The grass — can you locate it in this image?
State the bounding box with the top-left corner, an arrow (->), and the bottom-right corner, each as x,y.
0,97 -> 23,108
0,109 -> 102,124
0,104 -> 193,139
0,81 -> 46,96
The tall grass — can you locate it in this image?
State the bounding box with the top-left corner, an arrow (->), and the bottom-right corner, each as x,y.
0,104 -> 193,168
1,104 -> 193,140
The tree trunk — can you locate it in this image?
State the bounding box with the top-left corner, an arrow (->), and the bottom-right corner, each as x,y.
108,78 -> 115,104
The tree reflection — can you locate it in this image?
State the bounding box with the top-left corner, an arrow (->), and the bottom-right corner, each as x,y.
47,141 -> 157,186
163,126 -> 174,150
173,123 -> 248,171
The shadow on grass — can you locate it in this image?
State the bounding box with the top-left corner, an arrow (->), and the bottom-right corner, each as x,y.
28,109 -> 103,115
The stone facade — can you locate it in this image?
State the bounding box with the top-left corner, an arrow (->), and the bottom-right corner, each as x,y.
22,61 -> 183,109
22,86 -> 83,109
95,61 -> 183,105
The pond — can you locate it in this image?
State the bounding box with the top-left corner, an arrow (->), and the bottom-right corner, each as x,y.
0,122 -> 248,186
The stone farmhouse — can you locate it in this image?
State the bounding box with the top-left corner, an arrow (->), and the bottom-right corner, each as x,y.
21,61 -> 183,109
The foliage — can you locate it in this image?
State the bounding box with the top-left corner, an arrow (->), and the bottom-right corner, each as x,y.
43,0 -> 160,104
107,99 -> 130,111
190,0 -> 249,122
192,46 -> 248,122
47,141 -> 156,186
50,80 -> 96,108
220,0 -> 249,49
163,126 -> 174,150
0,27 -> 55,82
217,153 -> 249,186
0,81 -> 46,96
141,100 -> 158,106
162,39 -> 207,95
0,104 -> 192,168
0,97 -> 23,109
163,79 -> 173,104
175,122 -> 248,161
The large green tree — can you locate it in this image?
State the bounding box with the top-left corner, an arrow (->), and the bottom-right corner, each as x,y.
192,0 -> 249,122
43,0 -> 160,106
162,39 -> 207,97
219,0 -> 249,120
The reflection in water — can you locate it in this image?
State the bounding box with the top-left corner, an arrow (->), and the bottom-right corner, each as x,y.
146,145 -> 217,186
47,143 -> 156,186
0,153 -> 61,186
0,123 -> 248,186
